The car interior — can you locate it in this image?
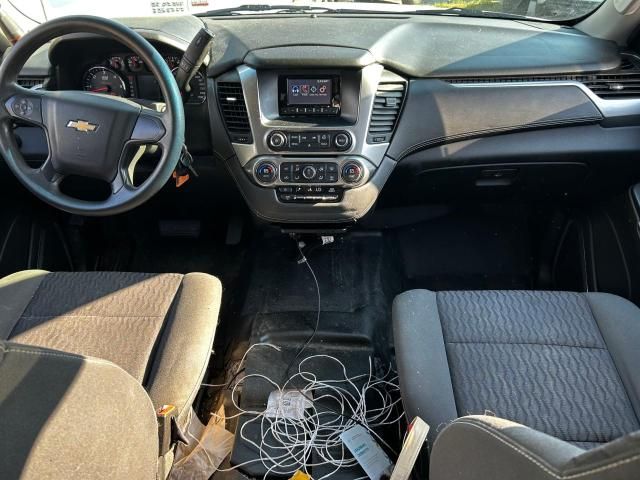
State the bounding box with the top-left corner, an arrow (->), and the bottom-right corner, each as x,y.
0,1 -> 640,479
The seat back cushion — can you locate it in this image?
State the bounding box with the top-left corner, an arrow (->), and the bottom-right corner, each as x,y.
0,341 -> 158,479
431,415 -> 640,480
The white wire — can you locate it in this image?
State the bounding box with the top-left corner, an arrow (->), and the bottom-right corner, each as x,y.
202,247 -> 403,478
208,346 -> 404,479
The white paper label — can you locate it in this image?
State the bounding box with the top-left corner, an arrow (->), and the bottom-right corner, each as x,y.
265,390 -> 312,420
340,425 -> 393,480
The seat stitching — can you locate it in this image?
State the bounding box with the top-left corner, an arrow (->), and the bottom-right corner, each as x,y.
456,419 -> 640,479
7,272 -> 48,339
20,315 -> 167,319
446,341 -> 606,350
4,346 -> 113,366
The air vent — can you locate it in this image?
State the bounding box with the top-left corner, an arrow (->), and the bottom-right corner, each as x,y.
445,56 -> 640,100
367,83 -> 406,144
581,58 -> 640,99
17,76 -> 46,89
217,81 -> 252,144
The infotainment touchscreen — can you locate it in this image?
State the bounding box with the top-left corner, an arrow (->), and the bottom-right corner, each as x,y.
286,78 -> 332,105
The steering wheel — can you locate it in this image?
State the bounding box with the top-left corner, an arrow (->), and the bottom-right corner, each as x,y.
0,16 -> 185,216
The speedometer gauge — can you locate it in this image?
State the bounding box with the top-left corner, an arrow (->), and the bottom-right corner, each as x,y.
172,68 -> 207,104
82,66 -> 127,97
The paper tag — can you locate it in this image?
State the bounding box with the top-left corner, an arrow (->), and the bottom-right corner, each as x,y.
340,425 -> 393,480
289,470 -> 312,480
390,417 -> 430,480
265,390 -> 312,420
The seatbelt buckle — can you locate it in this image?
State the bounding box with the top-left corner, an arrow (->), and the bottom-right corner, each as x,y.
157,404 -> 188,456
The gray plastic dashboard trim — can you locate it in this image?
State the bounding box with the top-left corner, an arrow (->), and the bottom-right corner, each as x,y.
451,80 -> 640,120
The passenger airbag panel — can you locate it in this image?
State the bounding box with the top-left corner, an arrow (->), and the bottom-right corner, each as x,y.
387,80 -> 603,160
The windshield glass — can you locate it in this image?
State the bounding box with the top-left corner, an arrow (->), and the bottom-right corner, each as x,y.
2,0 -> 606,31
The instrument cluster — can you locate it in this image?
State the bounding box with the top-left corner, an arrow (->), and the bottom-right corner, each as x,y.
81,54 -> 206,104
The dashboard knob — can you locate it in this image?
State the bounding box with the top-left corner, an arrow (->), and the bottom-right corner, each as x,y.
302,165 -> 317,180
255,161 -> 278,184
342,161 -> 364,184
334,132 -> 351,150
269,132 -> 287,149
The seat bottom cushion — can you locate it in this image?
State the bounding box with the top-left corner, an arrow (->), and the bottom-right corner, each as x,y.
393,290 -> 640,447
0,271 -> 222,422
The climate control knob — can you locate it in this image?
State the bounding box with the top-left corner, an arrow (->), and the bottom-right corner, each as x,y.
255,161 -> 278,184
269,132 -> 287,149
302,165 -> 317,180
334,132 -> 351,150
342,161 -> 364,184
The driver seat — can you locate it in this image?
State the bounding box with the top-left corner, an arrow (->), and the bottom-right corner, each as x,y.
0,270 -> 222,479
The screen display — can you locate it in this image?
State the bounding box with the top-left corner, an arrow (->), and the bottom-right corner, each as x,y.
286,78 -> 332,105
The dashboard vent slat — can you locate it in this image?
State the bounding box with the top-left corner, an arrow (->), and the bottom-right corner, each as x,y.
444,55 -> 640,100
17,76 -> 47,89
367,82 -> 406,144
217,81 -> 252,143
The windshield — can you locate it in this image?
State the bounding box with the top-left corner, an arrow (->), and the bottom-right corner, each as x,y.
2,0 -> 606,31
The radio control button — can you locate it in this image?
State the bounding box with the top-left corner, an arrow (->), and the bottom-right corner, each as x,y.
269,132 -> 287,149
289,133 -> 301,147
334,132 -> 351,150
319,133 -> 330,147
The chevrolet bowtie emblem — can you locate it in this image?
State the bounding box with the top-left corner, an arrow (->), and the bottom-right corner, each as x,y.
66,120 -> 98,133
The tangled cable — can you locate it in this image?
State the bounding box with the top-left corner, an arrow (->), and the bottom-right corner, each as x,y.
213,347 -> 404,480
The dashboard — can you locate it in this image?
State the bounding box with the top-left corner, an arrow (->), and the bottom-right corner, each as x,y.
14,14 -> 640,226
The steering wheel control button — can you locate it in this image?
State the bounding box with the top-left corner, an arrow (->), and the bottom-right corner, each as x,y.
8,96 -> 41,122
255,162 -> 277,184
14,98 -> 33,116
334,132 -> 352,150
342,162 -> 364,184
268,131 -> 287,149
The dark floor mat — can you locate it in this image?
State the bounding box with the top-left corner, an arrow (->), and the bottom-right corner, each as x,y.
396,206 -> 535,291
241,232 -> 399,317
0,211 -> 74,276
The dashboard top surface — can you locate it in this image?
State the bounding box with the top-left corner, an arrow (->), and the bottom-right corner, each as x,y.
23,14 -> 620,79
198,15 -> 620,77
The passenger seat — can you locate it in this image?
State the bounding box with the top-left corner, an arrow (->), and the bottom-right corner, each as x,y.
392,290 -> 640,479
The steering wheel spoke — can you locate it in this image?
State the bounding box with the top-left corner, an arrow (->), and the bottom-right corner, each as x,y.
131,109 -> 168,145
24,157 -> 65,196
39,157 -> 64,184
